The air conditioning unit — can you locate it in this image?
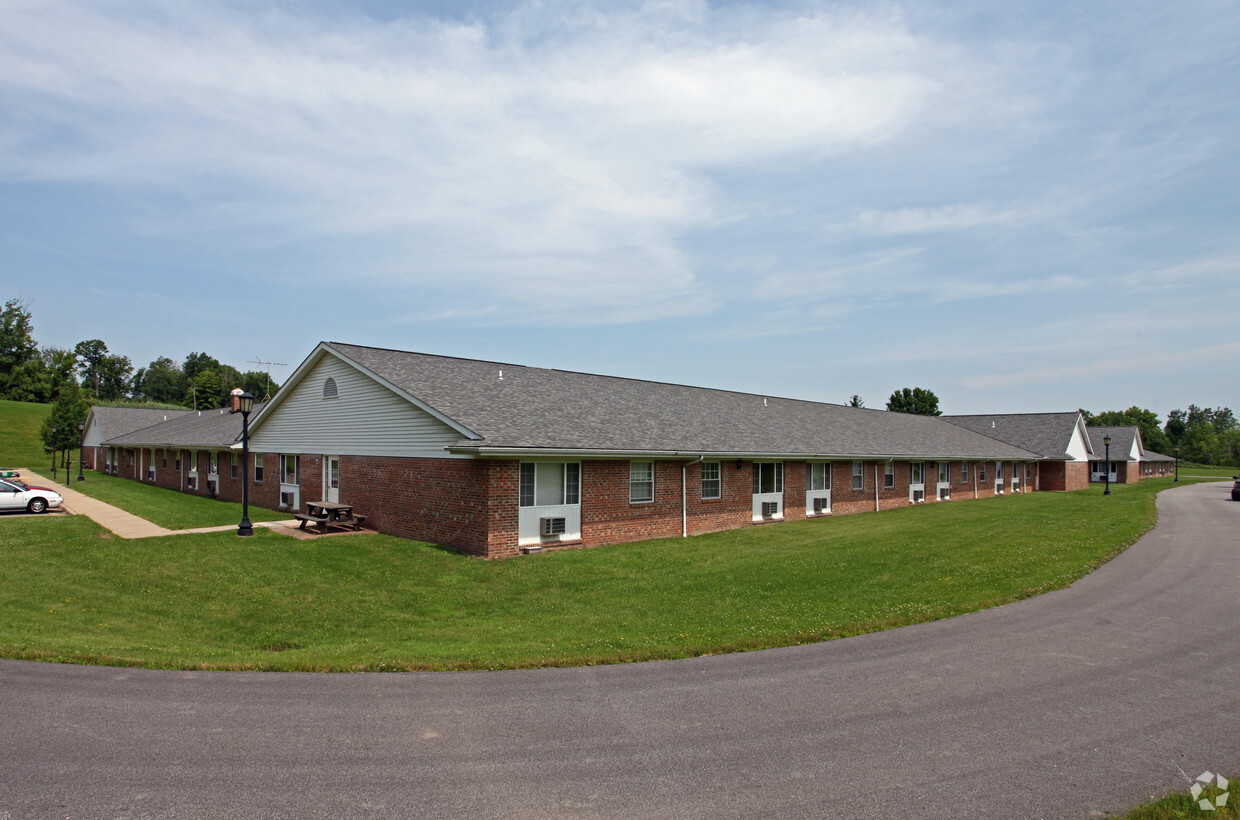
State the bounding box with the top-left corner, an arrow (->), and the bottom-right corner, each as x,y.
939,487 -> 950,500
280,491 -> 295,507
813,497 -> 830,513
187,476 -> 197,490
540,516 -> 567,536
761,501 -> 779,517
912,489 -> 925,503
147,468 -> 155,481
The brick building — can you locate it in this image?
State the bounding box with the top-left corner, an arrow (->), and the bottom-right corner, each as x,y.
88,342 -> 1068,558
941,412 -> 1094,492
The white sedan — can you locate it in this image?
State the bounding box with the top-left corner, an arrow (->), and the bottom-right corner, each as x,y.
0,478 -> 63,514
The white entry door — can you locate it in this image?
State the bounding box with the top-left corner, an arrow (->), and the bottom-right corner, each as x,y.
324,456 -> 340,503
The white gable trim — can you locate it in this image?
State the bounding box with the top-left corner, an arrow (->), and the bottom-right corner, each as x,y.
249,342 -> 480,441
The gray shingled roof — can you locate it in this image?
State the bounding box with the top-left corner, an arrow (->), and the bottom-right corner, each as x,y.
106,405 -> 265,449
1086,426 -> 1140,462
324,343 -> 1039,460
942,413 -> 1085,460
88,406 -> 194,439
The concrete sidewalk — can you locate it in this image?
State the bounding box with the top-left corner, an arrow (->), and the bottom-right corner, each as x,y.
19,469 -> 292,539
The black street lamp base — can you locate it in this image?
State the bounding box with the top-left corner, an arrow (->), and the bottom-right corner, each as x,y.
237,518 -> 254,537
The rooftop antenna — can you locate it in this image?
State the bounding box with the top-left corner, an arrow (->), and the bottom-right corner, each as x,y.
247,357 -> 288,402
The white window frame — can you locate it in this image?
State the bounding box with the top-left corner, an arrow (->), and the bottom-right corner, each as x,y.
629,461 -> 654,504
961,462 -> 969,483
806,462 -> 831,515
701,461 -> 721,500
518,461 -> 582,547
851,461 -> 864,491
254,452 -> 264,482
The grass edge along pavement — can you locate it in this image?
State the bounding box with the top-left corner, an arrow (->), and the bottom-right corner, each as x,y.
1103,771 -> 1236,819
1,475 -> 1216,673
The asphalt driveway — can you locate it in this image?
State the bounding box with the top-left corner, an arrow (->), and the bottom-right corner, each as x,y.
2,481 -> 1237,819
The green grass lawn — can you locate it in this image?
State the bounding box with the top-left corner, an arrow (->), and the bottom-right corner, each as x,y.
62,471 -> 288,529
0,399 -> 53,471
0,476 -> 1200,672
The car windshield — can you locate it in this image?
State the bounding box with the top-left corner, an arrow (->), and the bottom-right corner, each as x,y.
2,480 -> 30,491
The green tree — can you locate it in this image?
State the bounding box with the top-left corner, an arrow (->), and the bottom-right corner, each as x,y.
1088,406 -> 1171,454
0,298 -> 40,399
74,339 -> 109,397
848,394 -> 864,408
186,369 -> 224,409
183,352 -> 222,383
886,387 -> 941,416
131,356 -> 187,404
39,380 -> 90,460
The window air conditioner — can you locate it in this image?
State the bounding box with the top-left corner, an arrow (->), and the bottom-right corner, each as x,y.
280,491 -> 294,507
540,516 -> 567,536
939,487 -> 950,500
187,476 -> 197,490
813,497 -> 830,513
761,501 -> 779,516
912,489 -> 925,503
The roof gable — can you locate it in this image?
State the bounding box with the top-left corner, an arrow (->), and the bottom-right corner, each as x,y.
942,412 -> 1090,460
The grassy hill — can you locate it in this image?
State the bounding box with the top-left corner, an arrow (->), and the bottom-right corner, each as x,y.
0,399 -> 53,470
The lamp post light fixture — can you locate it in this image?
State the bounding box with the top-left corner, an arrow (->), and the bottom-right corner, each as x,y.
77,421 -> 86,482
231,389 -> 255,537
1174,446 -> 1180,482
51,426 -> 57,480
1103,433 -> 1112,496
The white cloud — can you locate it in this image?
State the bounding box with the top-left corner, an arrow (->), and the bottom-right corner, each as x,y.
0,0 -> 973,322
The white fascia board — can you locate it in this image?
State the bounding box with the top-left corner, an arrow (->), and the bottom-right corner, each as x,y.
248,342 -> 481,442
449,447 -> 1039,461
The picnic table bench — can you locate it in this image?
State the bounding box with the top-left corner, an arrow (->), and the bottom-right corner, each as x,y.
295,501 -> 367,534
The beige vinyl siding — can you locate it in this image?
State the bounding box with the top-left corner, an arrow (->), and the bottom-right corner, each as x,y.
249,356 -> 468,458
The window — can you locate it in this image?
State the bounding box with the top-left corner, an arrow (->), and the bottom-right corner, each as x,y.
852,461 -> 864,490
961,462 -> 969,483
231,451 -> 238,479
188,451 -> 198,473
323,377 -> 338,399
175,452 -> 181,471
807,462 -> 830,491
752,462 -> 783,494
702,461 -> 721,499
208,452 -> 218,475
938,462 -> 949,483
630,461 -> 654,503
161,451 -> 167,469
254,453 -> 264,482
282,455 -> 298,485
1026,463 -> 1033,480
520,462 -> 581,507
995,462 -> 1004,480
884,461 -> 895,488
979,463 -> 986,482
910,462 -> 924,484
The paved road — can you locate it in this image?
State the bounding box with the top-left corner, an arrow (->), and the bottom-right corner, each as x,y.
2,482 -> 1237,819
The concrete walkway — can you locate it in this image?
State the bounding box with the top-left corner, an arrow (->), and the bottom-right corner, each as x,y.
18,469 -> 293,538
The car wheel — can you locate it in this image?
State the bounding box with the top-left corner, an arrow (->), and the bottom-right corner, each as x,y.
27,497 -> 47,514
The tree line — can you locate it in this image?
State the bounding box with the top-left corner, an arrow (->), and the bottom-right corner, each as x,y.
1,298 -> 282,458
870,387 -> 1237,468
1080,406 -> 1238,468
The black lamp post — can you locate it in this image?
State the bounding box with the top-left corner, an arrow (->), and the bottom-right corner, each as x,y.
1174,446 -> 1179,482
77,421 -> 86,482
231,389 -> 255,537
51,426 -> 57,480
1103,434 -> 1112,496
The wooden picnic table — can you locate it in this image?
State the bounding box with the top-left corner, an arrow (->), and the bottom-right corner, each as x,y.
295,500 -> 366,533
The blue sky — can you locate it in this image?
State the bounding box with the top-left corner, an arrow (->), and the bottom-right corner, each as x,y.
2,0 -> 1237,417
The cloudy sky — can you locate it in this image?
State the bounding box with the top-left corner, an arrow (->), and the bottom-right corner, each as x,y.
2,0 -> 1237,416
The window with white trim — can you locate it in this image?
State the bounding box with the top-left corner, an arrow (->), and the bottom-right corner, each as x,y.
884,460 -> 895,488
630,461 -> 654,503
520,462 -> 580,507
254,453 -> 264,482
282,454 -> 298,485
752,462 -> 783,494
852,461 -> 864,490
701,461 -> 721,499
979,463 -> 986,482
937,462 -> 949,483
231,451 -> 238,479
910,462 -> 924,484
961,462 -> 969,482
807,462 -> 830,491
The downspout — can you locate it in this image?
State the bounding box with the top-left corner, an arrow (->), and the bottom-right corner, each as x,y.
683,456 -> 704,538
874,460 -> 879,512
973,462 -> 977,499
